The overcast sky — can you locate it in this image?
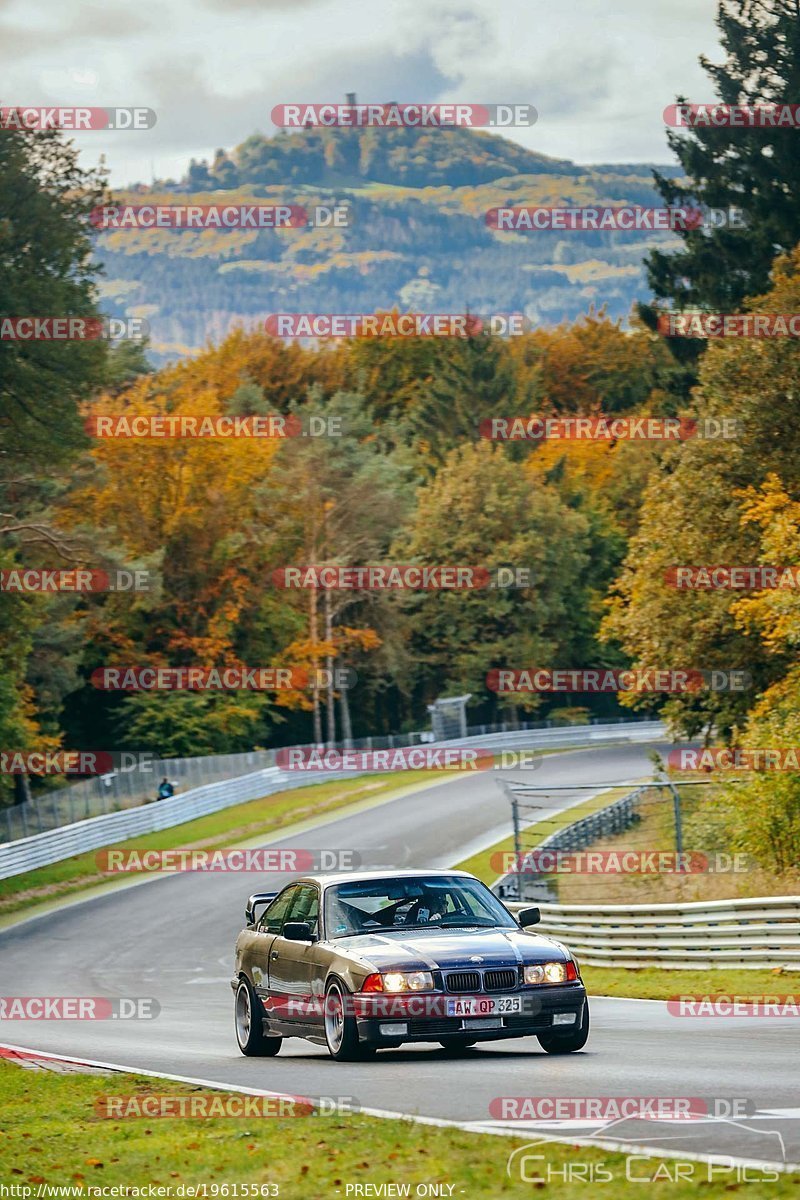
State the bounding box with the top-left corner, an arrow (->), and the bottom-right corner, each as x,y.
1,0 -> 724,186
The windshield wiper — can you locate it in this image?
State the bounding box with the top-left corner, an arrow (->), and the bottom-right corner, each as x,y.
437,918 -> 494,927
376,919 -> 495,930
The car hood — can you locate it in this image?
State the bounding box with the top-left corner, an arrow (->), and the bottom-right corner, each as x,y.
330,925 -> 570,972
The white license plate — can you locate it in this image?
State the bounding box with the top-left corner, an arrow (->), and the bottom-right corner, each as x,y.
446,995 -> 521,1017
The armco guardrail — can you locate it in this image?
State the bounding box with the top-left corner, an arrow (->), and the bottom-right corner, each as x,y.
507,896 -> 800,970
0,767 -> 313,881
0,720 -> 664,880
434,720 -> 663,751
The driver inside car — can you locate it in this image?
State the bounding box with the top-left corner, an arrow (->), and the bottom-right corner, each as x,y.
403,889 -> 450,924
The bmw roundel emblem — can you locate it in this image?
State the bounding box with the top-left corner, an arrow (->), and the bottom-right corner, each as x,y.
470,955 -> 484,963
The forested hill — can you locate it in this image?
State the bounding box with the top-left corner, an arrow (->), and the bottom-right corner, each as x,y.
181,125 -> 586,190
97,123 -> 683,362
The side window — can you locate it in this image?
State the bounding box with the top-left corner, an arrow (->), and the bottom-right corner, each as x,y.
259,887 -> 297,934
283,884 -> 320,935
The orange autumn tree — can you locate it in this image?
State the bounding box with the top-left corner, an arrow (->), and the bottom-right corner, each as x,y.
60,335 -> 396,749
67,363 -> 283,665
507,307 -> 676,416
171,327 -> 347,412
508,309 -> 685,537
57,338 -> 309,751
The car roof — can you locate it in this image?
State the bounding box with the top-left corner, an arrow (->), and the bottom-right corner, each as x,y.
289,868 -> 475,888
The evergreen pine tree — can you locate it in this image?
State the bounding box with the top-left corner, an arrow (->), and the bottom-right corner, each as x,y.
644,0 -> 800,316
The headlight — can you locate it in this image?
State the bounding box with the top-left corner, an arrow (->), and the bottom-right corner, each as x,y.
382,970 -> 434,993
525,961 -> 567,984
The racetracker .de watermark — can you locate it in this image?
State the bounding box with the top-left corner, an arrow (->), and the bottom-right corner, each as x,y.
271,102 -> 537,128
664,102 -> 800,127
0,317 -> 148,340
275,746 -> 494,771
95,847 -> 361,873
264,313 -> 527,338
667,994 -> 800,1017
480,416 -> 740,441
666,565 -> 800,589
0,568 -> 150,592
89,666 -> 357,691
95,1093 -> 358,1118
85,414 -> 342,439
89,204 -> 350,230
271,564 -> 532,589
487,668 -> 750,693
492,850 -> 754,875
0,106 -> 156,130
486,206 -> 745,231
668,747 -> 800,771
263,988 -> 578,1021
0,750 -> 152,776
0,997 -> 159,1019
491,1096 -> 755,1120
659,312 -> 800,337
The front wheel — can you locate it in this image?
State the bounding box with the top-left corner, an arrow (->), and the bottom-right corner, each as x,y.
324,979 -> 372,1061
235,978 -> 282,1057
537,1003 -> 589,1054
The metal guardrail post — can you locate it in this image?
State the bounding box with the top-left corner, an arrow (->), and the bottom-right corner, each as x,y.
511,795 -> 522,900
669,781 -> 684,857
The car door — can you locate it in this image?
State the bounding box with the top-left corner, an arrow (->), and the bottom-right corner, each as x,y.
267,883 -> 321,1024
245,886 -> 299,1004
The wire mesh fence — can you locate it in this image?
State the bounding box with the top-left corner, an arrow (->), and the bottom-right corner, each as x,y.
0,737 -> 418,843
0,750 -> 274,843
497,779 -> 744,904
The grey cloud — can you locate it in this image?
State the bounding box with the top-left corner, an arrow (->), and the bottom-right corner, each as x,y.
200,0 -> 324,8
63,7 -> 155,38
131,45 -> 452,162
0,21 -> 56,58
0,6 -> 152,61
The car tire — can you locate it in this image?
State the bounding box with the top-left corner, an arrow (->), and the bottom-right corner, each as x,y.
235,978 -> 282,1057
439,1039 -> 477,1052
537,1003 -> 589,1054
324,979 -> 371,1061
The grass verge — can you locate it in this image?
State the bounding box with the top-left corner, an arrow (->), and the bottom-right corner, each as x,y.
581,964 -> 797,1000
1,1061 -> 796,1196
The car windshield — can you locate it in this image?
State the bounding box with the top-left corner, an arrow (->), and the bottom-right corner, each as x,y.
324,875 -> 517,939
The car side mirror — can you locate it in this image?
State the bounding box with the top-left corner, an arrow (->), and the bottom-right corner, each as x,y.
517,906 -> 541,928
282,921 -> 315,942
245,891 -> 277,926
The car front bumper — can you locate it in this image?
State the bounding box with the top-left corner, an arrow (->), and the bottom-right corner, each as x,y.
353,983 -> 587,1045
